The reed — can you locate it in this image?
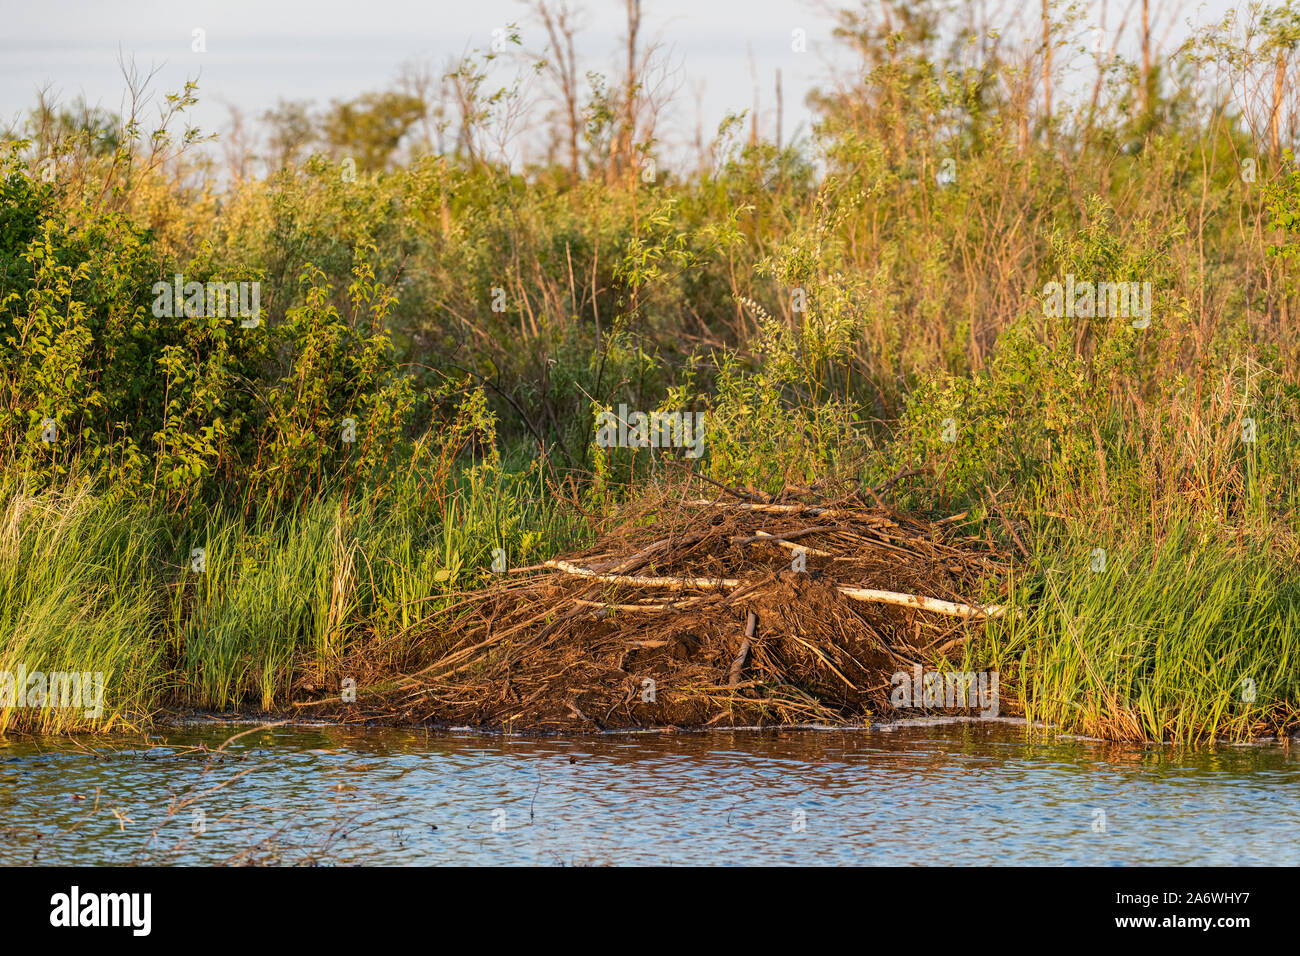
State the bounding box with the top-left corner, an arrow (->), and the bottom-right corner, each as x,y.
976,521 -> 1300,742
0,482 -> 167,732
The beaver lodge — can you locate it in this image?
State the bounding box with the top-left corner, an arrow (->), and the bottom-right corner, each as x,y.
300,485 -> 1014,731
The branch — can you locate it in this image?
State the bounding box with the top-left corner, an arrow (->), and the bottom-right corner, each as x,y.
543,560 -> 1008,619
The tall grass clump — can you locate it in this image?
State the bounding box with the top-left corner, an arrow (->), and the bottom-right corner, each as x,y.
0,483 -> 168,732
979,523 -> 1300,742
175,459 -> 591,713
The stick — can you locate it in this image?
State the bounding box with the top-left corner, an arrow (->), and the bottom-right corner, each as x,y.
733,530 -> 833,557
729,525 -> 830,544
729,611 -> 757,687
984,484 -> 1030,560
573,598 -> 707,613
789,633 -> 858,690
836,586 -> 1006,619
873,466 -> 930,494
685,498 -> 848,518
543,559 -> 739,590
544,560 -> 1006,619
600,531 -> 706,574
662,457 -> 761,501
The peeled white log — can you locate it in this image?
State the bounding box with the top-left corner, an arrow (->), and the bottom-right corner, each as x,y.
836,586 -> 1006,619
543,560 -> 1006,620
544,560 -> 739,590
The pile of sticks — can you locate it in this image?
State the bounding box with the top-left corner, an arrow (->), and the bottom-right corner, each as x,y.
304,486 -> 1013,730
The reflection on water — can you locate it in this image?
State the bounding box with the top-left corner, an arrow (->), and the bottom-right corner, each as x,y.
1,721 -> 1297,865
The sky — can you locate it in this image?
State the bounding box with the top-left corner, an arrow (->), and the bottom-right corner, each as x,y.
0,0 -> 1244,168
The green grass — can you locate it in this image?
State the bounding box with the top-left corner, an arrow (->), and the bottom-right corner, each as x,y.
0,484 -> 167,732
0,461 -> 592,732
975,521 -> 1300,742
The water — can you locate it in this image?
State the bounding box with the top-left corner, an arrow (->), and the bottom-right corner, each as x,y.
2,721 -> 1297,865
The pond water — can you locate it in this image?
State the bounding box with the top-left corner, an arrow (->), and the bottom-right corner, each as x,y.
2,720 -> 1297,865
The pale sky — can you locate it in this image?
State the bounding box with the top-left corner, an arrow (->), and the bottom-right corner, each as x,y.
0,0 -> 1243,169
